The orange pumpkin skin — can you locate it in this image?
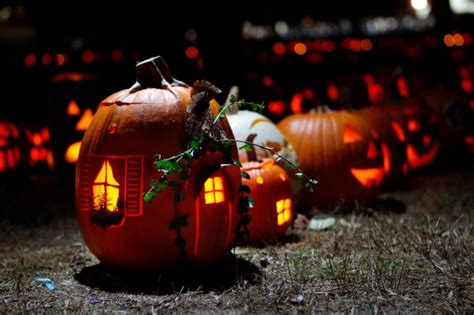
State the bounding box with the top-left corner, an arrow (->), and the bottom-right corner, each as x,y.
242,160 -> 293,243
75,57 -> 241,270
278,109 -> 385,207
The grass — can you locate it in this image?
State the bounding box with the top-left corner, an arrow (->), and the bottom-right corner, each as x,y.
0,163 -> 473,313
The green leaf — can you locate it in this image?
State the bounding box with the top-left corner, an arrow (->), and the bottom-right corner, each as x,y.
143,192 -> 156,203
233,159 -> 242,168
304,181 -> 315,192
241,172 -> 250,179
183,151 -> 193,160
190,138 -> 201,150
247,196 -> 256,208
229,95 -> 237,104
239,143 -> 253,152
239,185 -> 251,194
295,172 -> 304,179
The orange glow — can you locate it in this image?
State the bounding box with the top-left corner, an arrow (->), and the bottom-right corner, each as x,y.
41,128 -> 49,142
185,46 -> 199,59
204,176 -> 225,204
453,33 -> 464,46
466,136 -> 474,152
368,84 -> 384,104
381,143 -> 391,174
67,100 -> 81,115
462,80 -> 472,92
262,76 -> 274,87
111,49 -> 123,62
290,92 -> 303,113
294,43 -> 307,55
51,72 -> 97,83
397,76 -> 410,98
391,120 -> 406,142
0,139 -> 6,146
55,54 -> 67,66
93,160 -> 120,212
256,176 -> 264,184
350,167 -> 384,188
268,100 -> 286,115
82,50 -> 94,63
367,141 -> 379,158
303,88 -> 314,99
343,125 -> 363,143
0,152 -> 4,171
64,141 -> 81,164
423,135 -> 432,147
276,198 -> 292,226
24,53 -> 36,67
273,42 -> 286,55
6,149 -> 15,169
408,119 -> 421,132
406,143 -> 439,169
349,39 -> 361,52
444,34 -> 455,47
327,83 -> 339,102
361,39 -> 373,51
322,40 -> 336,52
32,134 -> 42,146
42,53 -> 53,66
279,173 -> 287,181
75,108 -> 94,131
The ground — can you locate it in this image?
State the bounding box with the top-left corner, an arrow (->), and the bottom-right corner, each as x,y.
0,162 -> 473,313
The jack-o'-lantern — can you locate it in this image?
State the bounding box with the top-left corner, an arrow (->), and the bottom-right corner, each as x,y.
278,107 -> 384,207
25,127 -> 54,170
241,135 -> 293,243
76,56 -> 241,270
0,121 -> 21,172
64,100 -> 94,164
226,103 -> 300,197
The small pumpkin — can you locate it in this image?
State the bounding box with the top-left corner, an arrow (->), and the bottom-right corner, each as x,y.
278,107 -> 384,207
76,56 -> 241,270
241,135 -> 293,243
0,121 -> 21,172
25,126 -> 54,170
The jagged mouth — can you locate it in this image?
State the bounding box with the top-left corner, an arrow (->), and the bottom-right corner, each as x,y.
350,167 -> 385,188
406,143 -> 439,170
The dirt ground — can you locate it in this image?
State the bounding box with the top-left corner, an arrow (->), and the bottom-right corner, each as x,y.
0,162 -> 473,313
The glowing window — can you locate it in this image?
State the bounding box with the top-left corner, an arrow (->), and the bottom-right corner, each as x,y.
93,160 -> 120,212
276,198 -> 292,225
343,125 -> 363,143
204,176 -> 225,204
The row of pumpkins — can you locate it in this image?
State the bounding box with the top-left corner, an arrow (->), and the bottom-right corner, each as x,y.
74,56 -> 469,271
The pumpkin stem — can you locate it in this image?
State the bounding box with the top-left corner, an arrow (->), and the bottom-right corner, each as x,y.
155,56 -> 188,88
245,133 -> 258,162
224,86 -> 240,115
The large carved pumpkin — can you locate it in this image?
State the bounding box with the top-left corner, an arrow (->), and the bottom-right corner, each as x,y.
76,56 -> 241,270
226,106 -> 300,197
278,107 -> 384,207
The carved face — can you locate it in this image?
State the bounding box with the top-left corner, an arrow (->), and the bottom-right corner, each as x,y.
390,105 -> 439,170
64,99 -> 94,164
25,127 -> 54,170
0,121 -> 21,172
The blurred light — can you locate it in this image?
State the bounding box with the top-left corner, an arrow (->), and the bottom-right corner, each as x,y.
24,53 -> 36,67
55,53 -> 67,66
273,42 -> 286,55
453,33 -> 464,46
411,0 -> 428,10
275,21 -> 289,36
303,88 -> 314,99
327,84 -> 339,102
361,39 -> 373,51
197,57 -> 204,70
462,80 -> 472,92
397,76 -> 410,98
301,16 -> 314,27
290,92 -> 303,113
185,29 -> 198,42
262,76 -> 274,87
81,50 -> 94,63
268,100 -> 286,115
463,33 -> 472,45
185,46 -> 199,59
450,0 -> 474,14
350,40 -> 361,52
294,43 -> 307,55
0,7 -> 12,21
322,40 -> 335,52
42,53 -> 53,66
444,34 -> 455,47
470,100 -> 474,110
111,49 -> 123,62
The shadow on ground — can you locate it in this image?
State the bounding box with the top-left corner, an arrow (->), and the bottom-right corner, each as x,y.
75,256 -> 261,295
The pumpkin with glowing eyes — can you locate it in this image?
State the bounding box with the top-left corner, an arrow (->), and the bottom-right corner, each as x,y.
76,56 -> 242,270
0,121 -> 21,172
278,108 -> 385,207
25,127 -> 54,170
226,106 -> 300,197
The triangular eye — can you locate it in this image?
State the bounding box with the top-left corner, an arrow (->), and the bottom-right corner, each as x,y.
343,125 -> 364,143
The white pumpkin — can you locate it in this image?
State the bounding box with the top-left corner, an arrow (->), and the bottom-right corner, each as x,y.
226,108 -> 301,198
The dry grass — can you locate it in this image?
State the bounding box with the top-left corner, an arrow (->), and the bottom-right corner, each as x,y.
0,164 -> 473,313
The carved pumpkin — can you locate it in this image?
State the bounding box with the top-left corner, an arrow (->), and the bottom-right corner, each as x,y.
25,127 -> 54,170
0,121 -> 21,172
241,135 -> 293,243
226,106 -> 300,197
278,107 -> 384,207
76,56 -> 241,270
